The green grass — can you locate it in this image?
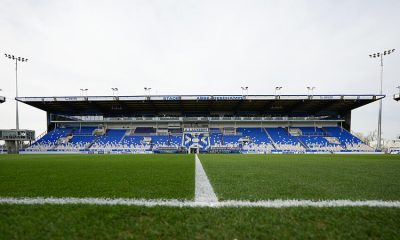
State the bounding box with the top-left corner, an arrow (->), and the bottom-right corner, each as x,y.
0,205 -> 399,240
1,153 -> 400,239
200,154 -> 400,201
0,154 -> 194,199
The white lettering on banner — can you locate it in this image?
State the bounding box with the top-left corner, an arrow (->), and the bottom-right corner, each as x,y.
64,97 -> 78,101
319,96 -> 334,99
162,96 -> 181,100
184,128 -> 209,132
194,96 -> 244,101
196,96 -> 212,100
213,96 -> 243,100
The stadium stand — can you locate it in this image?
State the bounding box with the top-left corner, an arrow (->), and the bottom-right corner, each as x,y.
27,127 -> 73,151
387,135 -> 400,154
26,126 -> 373,153
296,127 -> 343,152
266,128 -> 305,152
17,94 -> 384,154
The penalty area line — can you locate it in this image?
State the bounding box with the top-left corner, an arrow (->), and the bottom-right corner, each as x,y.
0,197 -> 400,208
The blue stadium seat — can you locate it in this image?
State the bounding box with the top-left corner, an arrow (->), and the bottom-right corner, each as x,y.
266,127 -> 301,145
26,126 -> 374,153
324,127 -> 362,145
237,128 -> 271,144
94,129 -> 127,145
32,127 -> 73,146
73,127 -> 96,135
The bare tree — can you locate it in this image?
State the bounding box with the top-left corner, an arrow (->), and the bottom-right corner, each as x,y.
352,130 -> 377,145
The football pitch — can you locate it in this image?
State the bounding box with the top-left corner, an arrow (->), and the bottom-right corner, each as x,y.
0,154 -> 399,239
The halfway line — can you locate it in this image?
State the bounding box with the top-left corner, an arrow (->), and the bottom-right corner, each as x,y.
194,154 -> 218,202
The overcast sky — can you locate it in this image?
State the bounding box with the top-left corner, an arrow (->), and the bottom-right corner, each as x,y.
0,0 -> 399,139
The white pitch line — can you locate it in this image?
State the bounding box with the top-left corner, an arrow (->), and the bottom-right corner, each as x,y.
195,154 -> 218,202
0,197 -> 400,208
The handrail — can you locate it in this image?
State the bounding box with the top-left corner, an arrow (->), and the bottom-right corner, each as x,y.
33,130 -> 48,143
